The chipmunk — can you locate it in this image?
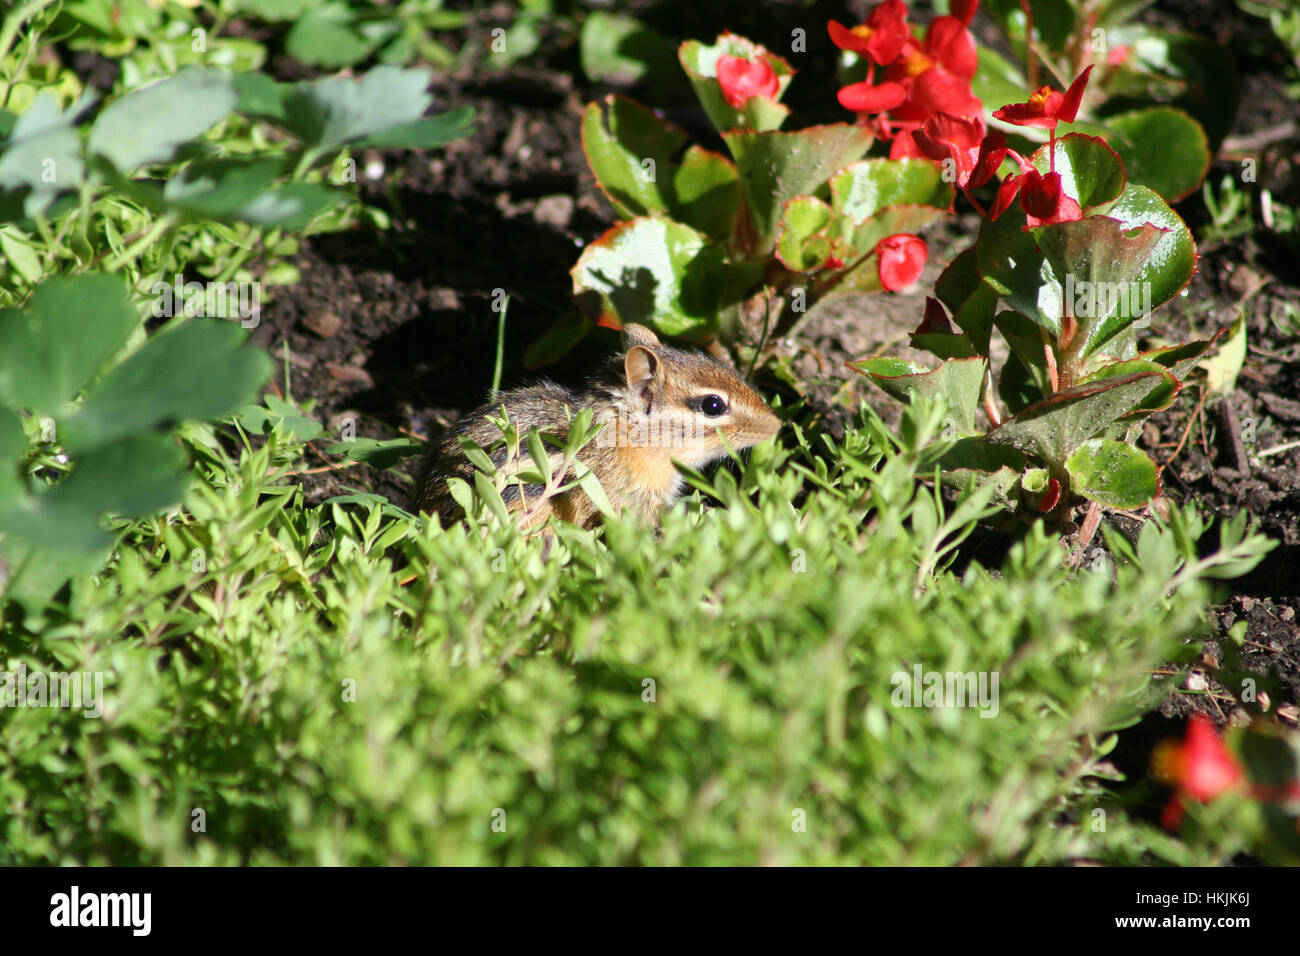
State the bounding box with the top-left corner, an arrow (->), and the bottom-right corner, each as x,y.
412,323 -> 781,528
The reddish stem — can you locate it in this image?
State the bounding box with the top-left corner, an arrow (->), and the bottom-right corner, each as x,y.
1020,0 -> 1038,89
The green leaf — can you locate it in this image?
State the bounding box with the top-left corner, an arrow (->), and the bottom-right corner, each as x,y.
87,68 -> 238,172
848,356 -> 988,434
358,108 -> 474,149
935,249 -> 997,355
285,3 -> 371,68
1105,107 -> 1209,202
0,225 -> 44,284
0,274 -> 138,416
579,12 -> 681,96
722,124 -> 874,254
571,217 -> 727,338
1064,438 -> 1160,509
0,434 -> 187,552
279,65 -> 434,153
581,96 -> 740,242
985,370 -> 1176,466
1033,216 -> 1165,357
1030,134 -> 1127,211
61,321 -> 274,453
233,183 -> 348,229
978,173 -> 1194,350
0,92 -> 91,217
232,72 -> 289,122
829,158 -> 954,224
774,196 -> 832,272
1141,329 -> 1222,382
162,158 -> 282,220
1201,312 -> 1246,396
1082,359 -> 1180,415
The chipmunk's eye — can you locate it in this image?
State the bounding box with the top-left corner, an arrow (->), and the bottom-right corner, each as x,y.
695,394 -> 729,417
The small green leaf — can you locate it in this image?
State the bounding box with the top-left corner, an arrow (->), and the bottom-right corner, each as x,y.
1064,438 -> 1160,509
774,196 -> 833,272
1201,312 -> 1246,396
579,12 -> 680,93
285,3 -> 372,68
358,108 -> 474,149
829,158 -> 954,224
1031,134 -> 1127,211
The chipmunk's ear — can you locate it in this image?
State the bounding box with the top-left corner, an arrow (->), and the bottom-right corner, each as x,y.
623,345 -> 663,410
621,323 -> 661,350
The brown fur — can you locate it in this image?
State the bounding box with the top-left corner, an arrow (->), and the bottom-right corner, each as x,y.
412,324 -> 780,528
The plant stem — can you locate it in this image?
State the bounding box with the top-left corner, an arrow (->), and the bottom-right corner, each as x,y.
490,294 -> 509,398
0,0 -> 59,103
1019,0 -> 1038,89
982,367 -> 1002,426
1040,326 -> 1059,392
102,216 -> 174,273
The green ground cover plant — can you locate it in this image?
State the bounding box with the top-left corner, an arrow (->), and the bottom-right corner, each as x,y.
0,0 -> 1295,867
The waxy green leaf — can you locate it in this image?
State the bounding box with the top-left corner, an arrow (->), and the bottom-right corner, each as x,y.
722,124 -> 874,255
1065,438 -> 1160,509
571,217 -> 727,338
849,356 -> 988,434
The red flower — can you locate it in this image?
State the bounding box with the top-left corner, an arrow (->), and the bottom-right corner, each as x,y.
989,166 -> 1081,227
992,65 -> 1094,131
716,54 -> 779,108
1107,44 -> 1131,67
877,16 -> 980,130
1153,714 -> 1243,830
911,112 -> 1008,189
876,234 -> 927,291
1018,169 -> 1082,227
828,1 -> 911,66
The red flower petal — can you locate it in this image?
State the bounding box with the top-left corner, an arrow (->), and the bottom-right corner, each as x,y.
925,15 -> 977,79
950,0 -> 979,26
837,79 -> 907,113
828,20 -> 873,56
1181,714 -> 1242,802
876,233 -> 927,291
1057,64 -> 1094,125
989,172 -> 1025,220
970,130 -> 1007,188
716,54 -> 779,108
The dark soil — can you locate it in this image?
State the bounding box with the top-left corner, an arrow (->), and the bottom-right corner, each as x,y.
241,0 -> 1297,811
